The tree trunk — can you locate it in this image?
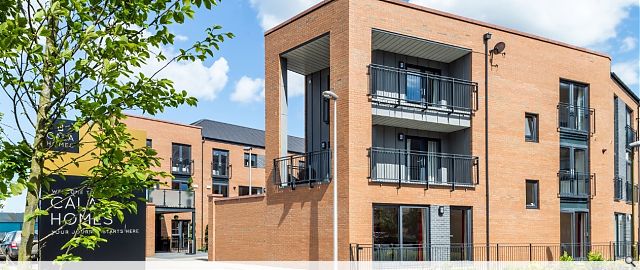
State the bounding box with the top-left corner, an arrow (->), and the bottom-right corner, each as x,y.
18,14 -> 55,262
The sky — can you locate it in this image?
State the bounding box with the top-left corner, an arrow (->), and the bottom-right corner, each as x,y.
1,0 -> 639,212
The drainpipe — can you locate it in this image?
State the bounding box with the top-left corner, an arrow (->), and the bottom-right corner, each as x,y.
483,32 -> 492,261
634,104 -> 639,258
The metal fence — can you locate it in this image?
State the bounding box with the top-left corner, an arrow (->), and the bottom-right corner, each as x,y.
369,147 -> 478,188
350,242 -> 636,261
557,171 -> 593,198
274,150 -> 331,188
369,64 -> 477,114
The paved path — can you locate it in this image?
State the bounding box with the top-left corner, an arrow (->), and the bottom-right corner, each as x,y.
147,251 -> 208,261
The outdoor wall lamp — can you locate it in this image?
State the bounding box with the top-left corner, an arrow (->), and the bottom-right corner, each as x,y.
398,133 -> 405,141
438,206 -> 445,216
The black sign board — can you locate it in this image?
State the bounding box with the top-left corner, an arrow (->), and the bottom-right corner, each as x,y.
38,175 -> 146,261
46,119 -> 80,153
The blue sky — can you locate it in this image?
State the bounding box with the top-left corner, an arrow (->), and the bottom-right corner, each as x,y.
0,0 -> 638,212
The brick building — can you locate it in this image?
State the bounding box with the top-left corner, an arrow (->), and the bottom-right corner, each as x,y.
207,0 -> 640,261
122,115 -> 303,256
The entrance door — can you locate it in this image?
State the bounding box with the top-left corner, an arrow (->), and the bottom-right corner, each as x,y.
560,211 -> 589,259
171,220 -> 190,253
559,145 -> 589,197
401,207 -> 429,261
560,81 -> 589,131
450,207 -> 472,261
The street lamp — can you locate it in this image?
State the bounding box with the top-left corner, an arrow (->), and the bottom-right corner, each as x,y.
243,146 -> 253,195
322,90 -> 339,262
629,139 -> 640,259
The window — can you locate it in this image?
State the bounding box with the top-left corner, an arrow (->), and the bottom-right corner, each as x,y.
238,186 -> 264,196
172,176 -> 190,191
525,113 -> 538,142
615,213 -> 631,258
526,180 -> 539,209
171,143 -> 191,175
244,153 -> 257,168
146,139 -> 152,148
212,149 -> 229,177
213,180 -> 228,197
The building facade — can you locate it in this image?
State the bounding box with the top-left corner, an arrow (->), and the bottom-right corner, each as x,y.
207,0 -> 640,261
122,115 -> 303,256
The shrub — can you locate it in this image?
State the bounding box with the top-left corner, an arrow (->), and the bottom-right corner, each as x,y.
587,251 -> 604,261
560,251 -> 573,261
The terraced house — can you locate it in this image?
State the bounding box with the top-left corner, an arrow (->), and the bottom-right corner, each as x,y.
205,0 -> 640,262
122,115 -> 303,257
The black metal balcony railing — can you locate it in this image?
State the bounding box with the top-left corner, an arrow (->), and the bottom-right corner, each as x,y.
614,177 -> 624,201
558,171 -> 593,198
274,150 -> 331,188
626,125 -> 637,147
369,147 -> 478,189
171,158 -> 193,175
350,242 -> 636,261
557,103 -> 594,134
147,189 -> 195,209
212,162 -> 231,178
369,64 -> 478,114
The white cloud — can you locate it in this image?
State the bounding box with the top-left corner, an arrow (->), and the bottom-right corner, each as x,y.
175,34 -> 189,42
613,60 -> 639,86
231,76 -> 265,103
408,0 -> 639,48
249,0 -> 322,31
135,47 -> 229,101
621,36 -> 637,52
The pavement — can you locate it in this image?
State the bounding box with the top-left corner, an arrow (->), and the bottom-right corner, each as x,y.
147,251 -> 208,261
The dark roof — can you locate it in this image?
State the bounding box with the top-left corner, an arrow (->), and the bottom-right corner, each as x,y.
0,213 -> 23,223
191,119 -> 305,154
612,72 -> 640,104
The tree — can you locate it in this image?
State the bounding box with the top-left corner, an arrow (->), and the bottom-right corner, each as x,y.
0,0 -> 232,261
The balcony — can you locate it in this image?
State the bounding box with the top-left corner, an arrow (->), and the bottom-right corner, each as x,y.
369,147 -> 478,189
557,103 -> 594,135
369,64 -> 477,132
171,158 -> 193,176
147,189 -> 195,209
558,171 -> 593,199
274,150 -> 331,188
626,125 -> 637,148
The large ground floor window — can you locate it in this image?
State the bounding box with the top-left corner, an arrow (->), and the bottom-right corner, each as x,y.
372,204 -> 472,261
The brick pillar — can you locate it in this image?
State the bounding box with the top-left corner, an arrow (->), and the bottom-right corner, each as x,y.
146,203 -> 156,258
207,194 -> 222,261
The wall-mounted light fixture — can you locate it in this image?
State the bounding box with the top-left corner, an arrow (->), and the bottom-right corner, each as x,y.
398,133 -> 405,141
438,206 -> 445,216
321,141 -> 327,149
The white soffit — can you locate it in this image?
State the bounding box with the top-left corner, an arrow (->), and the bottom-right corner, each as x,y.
282,34 -> 330,75
372,29 -> 470,63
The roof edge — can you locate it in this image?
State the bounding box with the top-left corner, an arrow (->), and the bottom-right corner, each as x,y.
612,72 -> 640,103
264,0 -> 610,60
124,114 -> 202,129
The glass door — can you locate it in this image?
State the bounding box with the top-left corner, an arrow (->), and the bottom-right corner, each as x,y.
560,81 -> 589,132
407,137 -> 427,183
560,211 -> 589,259
450,207 -> 472,261
401,207 -> 429,261
559,146 -> 589,197
372,205 -> 429,261
405,66 -> 423,103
